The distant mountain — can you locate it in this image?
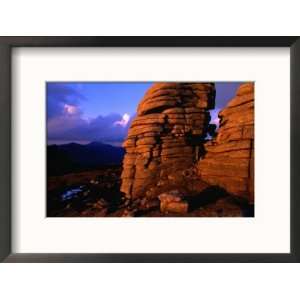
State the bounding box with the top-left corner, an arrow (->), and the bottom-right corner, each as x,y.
47,141 -> 125,176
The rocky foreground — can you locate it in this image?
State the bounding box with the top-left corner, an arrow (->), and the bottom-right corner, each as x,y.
47,166 -> 253,217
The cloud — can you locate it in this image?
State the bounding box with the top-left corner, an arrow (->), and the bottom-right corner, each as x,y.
64,104 -> 79,115
114,113 -> 130,127
47,83 -> 86,120
210,109 -> 220,128
48,110 -> 132,144
47,83 -> 135,145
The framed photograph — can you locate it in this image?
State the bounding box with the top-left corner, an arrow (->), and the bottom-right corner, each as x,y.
0,37 -> 299,262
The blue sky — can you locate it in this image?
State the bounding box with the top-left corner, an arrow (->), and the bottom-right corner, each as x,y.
68,82 -> 153,118
47,82 -> 242,145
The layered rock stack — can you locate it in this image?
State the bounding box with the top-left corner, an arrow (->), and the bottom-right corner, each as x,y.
121,83 -> 216,199
197,83 -> 254,203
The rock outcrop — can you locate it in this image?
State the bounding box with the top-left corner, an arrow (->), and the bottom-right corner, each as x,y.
158,190 -> 188,214
197,83 -> 254,203
121,83 -> 216,199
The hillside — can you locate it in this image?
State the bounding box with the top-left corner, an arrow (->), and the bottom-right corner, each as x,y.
47,141 -> 125,176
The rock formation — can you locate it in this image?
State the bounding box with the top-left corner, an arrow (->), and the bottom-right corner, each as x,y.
158,190 -> 188,214
197,83 -> 254,203
48,82 -> 255,218
121,83 -> 216,200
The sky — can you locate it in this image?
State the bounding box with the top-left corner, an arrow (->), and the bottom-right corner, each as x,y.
47,82 -> 242,145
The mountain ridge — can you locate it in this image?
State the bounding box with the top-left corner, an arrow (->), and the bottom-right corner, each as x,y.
47,141 -> 125,176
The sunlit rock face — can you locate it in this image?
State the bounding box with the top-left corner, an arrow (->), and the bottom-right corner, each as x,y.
197,83 -> 254,204
121,83 -> 216,199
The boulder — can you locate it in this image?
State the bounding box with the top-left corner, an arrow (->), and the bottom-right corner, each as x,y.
198,82 -> 254,204
159,190 -> 188,214
121,82 -> 215,199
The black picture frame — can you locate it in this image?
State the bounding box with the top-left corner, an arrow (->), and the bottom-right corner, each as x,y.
0,36 -> 299,263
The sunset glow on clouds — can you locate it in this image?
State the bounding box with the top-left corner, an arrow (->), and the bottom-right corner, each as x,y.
47,82 -> 241,145
114,113 -> 130,127
64,104 -> 78,115
47,83 -> 139,145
